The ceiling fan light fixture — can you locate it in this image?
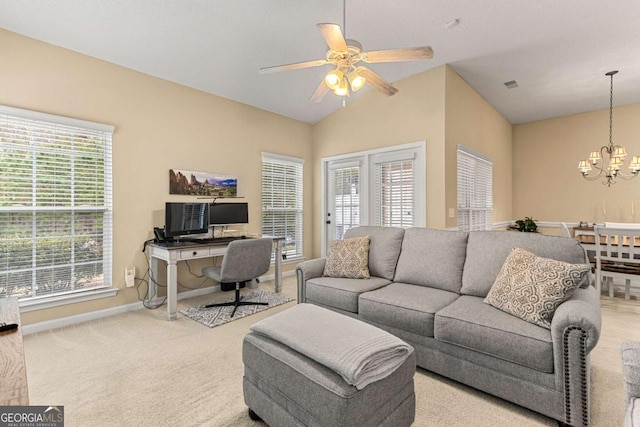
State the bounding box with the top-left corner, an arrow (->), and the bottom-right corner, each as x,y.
348,70 -> 366,91
325,69 -> 343,90
333,77 -> 349,96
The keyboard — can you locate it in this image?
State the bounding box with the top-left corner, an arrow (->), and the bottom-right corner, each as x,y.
192,236 -> 247,244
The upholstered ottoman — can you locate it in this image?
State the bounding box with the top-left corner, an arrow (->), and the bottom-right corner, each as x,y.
242,304 -> 416,427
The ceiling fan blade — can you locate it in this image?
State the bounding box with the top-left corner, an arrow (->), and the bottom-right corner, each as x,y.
259,59 -> 328,74
357,67 -> 398,96
309,80 -> 330,103
317,23 -> 348,51
363,46 -> 434,63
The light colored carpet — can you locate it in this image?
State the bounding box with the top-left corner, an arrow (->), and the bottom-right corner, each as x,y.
22,278 -> 636,426
180,289 -> 294,328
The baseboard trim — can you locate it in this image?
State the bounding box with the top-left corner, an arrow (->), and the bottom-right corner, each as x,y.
22,299 -> 147,336
21,270 -> 296,335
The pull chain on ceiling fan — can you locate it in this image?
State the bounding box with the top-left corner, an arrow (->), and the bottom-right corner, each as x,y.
259,0 -> 435,103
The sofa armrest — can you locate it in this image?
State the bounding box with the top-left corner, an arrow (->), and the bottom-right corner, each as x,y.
550,285 -> 602,426
622,341 -> 640,404
551,286 -> 601,353
295,258 -> 326,303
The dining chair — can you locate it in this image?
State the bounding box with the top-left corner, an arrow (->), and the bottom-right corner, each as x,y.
605,222 -> 640,229
594,226 -> 640,299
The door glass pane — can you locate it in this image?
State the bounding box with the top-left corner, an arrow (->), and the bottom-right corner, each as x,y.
328,166 -> 360,240
377,160 -> 414,228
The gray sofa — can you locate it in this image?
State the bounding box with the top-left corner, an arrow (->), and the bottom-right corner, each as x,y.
296,226 -> 602,426
622,341 -> 640,427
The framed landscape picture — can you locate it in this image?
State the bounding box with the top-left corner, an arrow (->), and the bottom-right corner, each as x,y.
169,169 -> 237,197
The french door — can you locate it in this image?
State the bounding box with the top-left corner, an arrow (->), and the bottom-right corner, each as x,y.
323,143 -> 425,254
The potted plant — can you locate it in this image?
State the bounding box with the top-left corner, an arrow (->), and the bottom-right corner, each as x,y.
513,217 -> 538,232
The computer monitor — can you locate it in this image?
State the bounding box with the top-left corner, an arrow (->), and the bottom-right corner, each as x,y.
164,202 -> 209,238
209,202 -> 249,225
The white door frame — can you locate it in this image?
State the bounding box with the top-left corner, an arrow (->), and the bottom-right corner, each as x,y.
321,141 -> 426,255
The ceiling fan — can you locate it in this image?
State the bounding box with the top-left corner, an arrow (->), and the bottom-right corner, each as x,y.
259,22 -> 434,103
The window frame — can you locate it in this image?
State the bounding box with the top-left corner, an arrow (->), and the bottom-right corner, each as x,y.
0,105 -> 116,310
261,152 -> 304,262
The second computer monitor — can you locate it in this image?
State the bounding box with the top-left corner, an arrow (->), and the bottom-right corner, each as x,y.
209,202 -> 249,225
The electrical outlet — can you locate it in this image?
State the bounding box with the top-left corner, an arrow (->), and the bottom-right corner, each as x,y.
125,268 -> 135,288
448,208 -> 456,218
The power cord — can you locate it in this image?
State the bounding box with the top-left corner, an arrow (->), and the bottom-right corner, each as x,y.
137,238 -> 215,308
137,239 -> 167,309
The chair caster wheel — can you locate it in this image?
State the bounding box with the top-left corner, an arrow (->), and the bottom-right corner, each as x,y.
248,408 -> 262,421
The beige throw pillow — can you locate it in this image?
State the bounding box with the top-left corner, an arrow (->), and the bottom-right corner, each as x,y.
484,247 -> 590,329
323,236 -> 371,279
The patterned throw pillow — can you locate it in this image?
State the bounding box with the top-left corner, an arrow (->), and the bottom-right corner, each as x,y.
323,236 -> 371,279
484,247 -> 590,329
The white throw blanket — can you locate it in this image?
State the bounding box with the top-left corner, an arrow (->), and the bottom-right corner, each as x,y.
250,303 -> 412,390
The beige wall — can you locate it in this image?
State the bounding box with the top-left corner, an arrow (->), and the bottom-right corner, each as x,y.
444,67 -> 513,228
0,29 -> 313,324
311,65 -> 512,256
312,66 -> 447,257
513,103 -> 640,225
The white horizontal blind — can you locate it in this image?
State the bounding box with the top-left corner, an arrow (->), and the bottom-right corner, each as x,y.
457,145 -> 492,231
374,159 -> 414,228
0,105 -> 113,300
261,153 -> 303,259
328,165 -> 360,240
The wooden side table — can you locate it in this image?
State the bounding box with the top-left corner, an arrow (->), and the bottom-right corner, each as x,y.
0,297 -> 29,405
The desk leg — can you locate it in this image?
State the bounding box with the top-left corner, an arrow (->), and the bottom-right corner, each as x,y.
274,239 -> 283,293
148,256 -> 159,306
167,260 -> 178,321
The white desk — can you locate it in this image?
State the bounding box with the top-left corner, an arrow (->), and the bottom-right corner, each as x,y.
148,237 -> 283,321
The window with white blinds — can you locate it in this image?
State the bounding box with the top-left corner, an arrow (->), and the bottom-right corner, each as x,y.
0,105 -> 113,300
261,153 -> 303,260
457,145 -> 493,231
373,157 -> 415,228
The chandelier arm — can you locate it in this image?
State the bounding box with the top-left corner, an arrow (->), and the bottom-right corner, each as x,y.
613,171 -> 640,180
580,173 -> 605,181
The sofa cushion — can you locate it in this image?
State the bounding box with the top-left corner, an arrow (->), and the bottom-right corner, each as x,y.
359,283 -> 459,337
323,236 -> 370,279
461,231 -> 588,298
344,226 -> 405,281
394,228 -> 468,293
434,295 -> 553,373
305,276 -> 391,313
621,341 -> 640,418
484,248 -> 590,329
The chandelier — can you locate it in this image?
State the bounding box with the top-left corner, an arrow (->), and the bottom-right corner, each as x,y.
578,70 -> 640,186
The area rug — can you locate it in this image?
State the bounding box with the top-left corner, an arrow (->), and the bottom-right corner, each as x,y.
180,289 -> 295,328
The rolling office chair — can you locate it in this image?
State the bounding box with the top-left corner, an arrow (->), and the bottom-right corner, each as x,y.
202,238 -> 273,317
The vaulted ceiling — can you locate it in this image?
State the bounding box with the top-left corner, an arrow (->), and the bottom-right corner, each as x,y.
1,0 -> 639,124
